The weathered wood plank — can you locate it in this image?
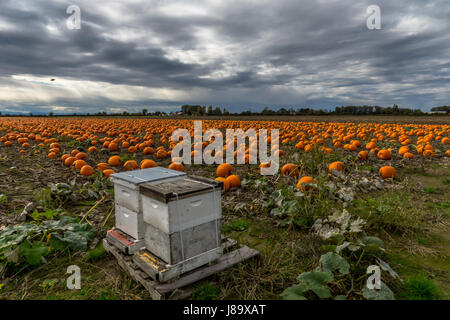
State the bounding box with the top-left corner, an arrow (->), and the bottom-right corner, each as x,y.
222,237 -> 238,250
154,246 -> 259,294
103,238 -> 259,300
104,239 -> 164,299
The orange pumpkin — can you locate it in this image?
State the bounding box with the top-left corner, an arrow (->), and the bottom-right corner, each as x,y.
108,142 -> 119,152
64,156 -> 76,166
80,165 -> 94,176
48,152 -> 57,159
143,147 -> 154,155
281,163 -> 299,177
75,152 -> 88,160
128,146 -> 138,153
216,163 -> 233,177
97,163 -> 109,171
296,176 -> 318,191
403,152 -> 414,159
108,155 -> 122,166
156,149 -> 167,158
423,150 -> 434,157
225,175 -> 241,188
358,151 -> 368,160
61,154 -> 70,162
328,161 -> 344,173
215,177 -> 230,191
377,149 -> 391,160
379,166 -> 396,179
168,162 -> 184,172
140,159 -> 158,169
103,169 -> 115,178
74,159 -> 87,170
124,160 -> 138,171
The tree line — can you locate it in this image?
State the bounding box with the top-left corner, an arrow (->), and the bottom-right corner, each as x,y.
179,104 -> 449,116
0,104 -> 448,117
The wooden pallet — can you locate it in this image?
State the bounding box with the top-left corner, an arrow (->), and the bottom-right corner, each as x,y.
103,236 -> 259,300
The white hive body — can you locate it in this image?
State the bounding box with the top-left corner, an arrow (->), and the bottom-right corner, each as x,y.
140,176 -> 222,265
110,167 -> 186,240
110,167 -> 223,273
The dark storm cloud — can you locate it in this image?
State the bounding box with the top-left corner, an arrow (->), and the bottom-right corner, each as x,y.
0,0 -> 448,114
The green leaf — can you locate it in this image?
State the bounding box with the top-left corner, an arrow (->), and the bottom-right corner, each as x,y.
31,209 -> 61,221
319,252 -> 350,275
334,295 -> 347,300
40,278 -> 58,289
335,242 -> 350,253
297,271 -> 333,298
0,194 -> 6,203
20,242 -> 49,265
0,218 -> 95,271
377,259 -> 401,281
4,247 -> 20,263
362,281 -> 395,300
360,236 -> 385,248
51,223 -> 96,251
280,283 -> 308,300
0,224 -> 40,251
270,208 -> 282,216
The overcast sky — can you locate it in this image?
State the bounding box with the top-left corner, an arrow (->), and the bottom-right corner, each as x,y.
0,0 -> 449,114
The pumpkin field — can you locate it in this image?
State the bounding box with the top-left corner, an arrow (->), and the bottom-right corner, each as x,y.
0,115 -> 449,300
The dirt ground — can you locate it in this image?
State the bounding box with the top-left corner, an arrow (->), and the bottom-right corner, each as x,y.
164,114 -> 450,125
0,123 -> 449,300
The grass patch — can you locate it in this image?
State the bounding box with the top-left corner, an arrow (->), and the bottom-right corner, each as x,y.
217,218 -> 321,299
86,243 -> 106,262
191,283 -> 220,300
358,165 -> 377,173
223,219 -> 251,233
98,288 -> 118,300
424,187 -> 437,194
400,274 -> 441,300
417,237 -> 428,245
351,189 -> 431,235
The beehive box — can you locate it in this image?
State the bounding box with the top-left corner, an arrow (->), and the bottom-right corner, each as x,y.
110,167 -> 186,240
140,176 -> 223,266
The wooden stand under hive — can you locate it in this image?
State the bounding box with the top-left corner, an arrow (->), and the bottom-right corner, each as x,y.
103,233 -> 259,300
105,167 -> 259,299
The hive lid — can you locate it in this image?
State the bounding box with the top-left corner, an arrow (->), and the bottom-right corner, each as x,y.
110,167 -> 186,185
140,175 -> 223,203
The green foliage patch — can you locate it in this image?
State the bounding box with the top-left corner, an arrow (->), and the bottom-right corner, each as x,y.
0,217 -> 96,273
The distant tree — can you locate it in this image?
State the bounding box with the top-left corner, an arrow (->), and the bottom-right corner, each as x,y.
262,107 -> 275,115
207,105 -> 213,114
240,109 -> 252,115
431,106 -> 450,114
142,108 -> 148,116
213,107 -> 222,115
393,104 -> 399,114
